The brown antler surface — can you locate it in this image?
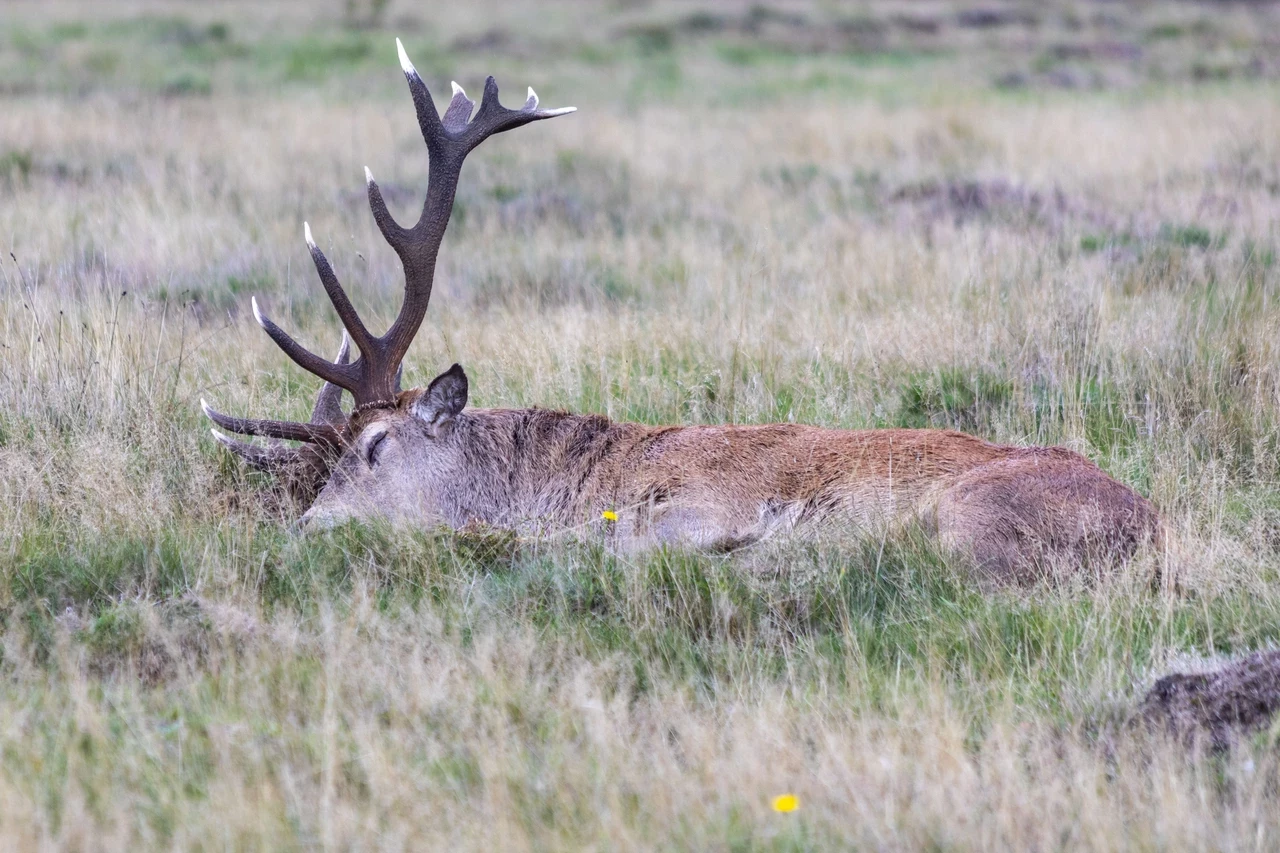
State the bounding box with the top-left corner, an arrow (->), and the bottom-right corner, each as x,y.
248,38 -> 575,411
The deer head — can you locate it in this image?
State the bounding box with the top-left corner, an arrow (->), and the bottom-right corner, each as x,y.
202,39 -> 574,518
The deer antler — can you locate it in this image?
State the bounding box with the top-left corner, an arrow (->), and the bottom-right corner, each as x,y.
203,333 -> 353,461
244,38 -> 575,415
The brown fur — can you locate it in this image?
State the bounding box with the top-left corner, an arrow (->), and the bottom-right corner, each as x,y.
301,373 -> 1161,581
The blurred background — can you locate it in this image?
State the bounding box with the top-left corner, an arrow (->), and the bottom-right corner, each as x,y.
4,0 -> 1278,314
6,0 -> 1279,98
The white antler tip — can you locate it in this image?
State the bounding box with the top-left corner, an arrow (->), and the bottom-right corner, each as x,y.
451,80 -> 464,97
304,221 -> 315,248
364,166 -> 374,184
210,428 -> 236,447
543,106 -> 577,117
251,296 -> 267,328
396,38 -> 416,76
527,86 -> 538,101
200,398 -> 213,417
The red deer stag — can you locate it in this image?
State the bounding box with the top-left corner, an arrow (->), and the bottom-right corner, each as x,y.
203,40 -> 1160,579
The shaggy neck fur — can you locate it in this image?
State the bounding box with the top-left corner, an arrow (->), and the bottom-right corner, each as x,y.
441,408 -> 654,531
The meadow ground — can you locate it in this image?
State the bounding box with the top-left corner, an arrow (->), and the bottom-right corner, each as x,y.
2,0 -> 1280,848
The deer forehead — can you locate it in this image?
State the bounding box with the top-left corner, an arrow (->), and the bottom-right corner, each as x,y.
350,405 -> 413,437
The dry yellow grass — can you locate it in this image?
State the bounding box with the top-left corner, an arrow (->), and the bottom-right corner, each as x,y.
2,0 -> 1280,848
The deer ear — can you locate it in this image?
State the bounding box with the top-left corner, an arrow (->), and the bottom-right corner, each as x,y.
412,363 -> 468,431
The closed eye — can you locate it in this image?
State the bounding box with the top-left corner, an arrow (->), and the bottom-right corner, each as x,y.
366,431 -> 388,467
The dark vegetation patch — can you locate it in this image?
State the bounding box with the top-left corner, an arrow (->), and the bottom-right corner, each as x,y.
759,169 -> 1112,235
1160,224 -> 1219,250
1080,223 -> 1223,256
449,28 -> 512,53
617,4 -> 942,59
1136,650 -> 1280,751
886,179 -> 1080,228
956,8 -> 1040,30
993,66 -> 1110,92
1079,223 -> 1240,298
0,148 -> 143,189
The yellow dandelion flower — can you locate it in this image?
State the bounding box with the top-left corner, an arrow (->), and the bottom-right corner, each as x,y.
772,794 -> 799,813
601,510 -> 618,522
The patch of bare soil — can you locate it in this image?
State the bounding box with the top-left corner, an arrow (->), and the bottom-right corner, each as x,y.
1136,650 -> 1280,751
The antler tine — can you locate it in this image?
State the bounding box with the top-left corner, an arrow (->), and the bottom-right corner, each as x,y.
305,223 -> 375,358
244,39 -> 574,411
202,399 -> 343,445
365,165 -> 406,271
364,38 -> 576,392
398,37 -> 446,156
312,331 -> 352,425
251,297 -> 359,392
464,75 -> 577,151
202,334 -> 353,447
441,81 -> 475,134
210,428 -> 303,472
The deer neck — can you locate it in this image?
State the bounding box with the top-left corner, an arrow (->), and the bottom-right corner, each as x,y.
450,408 -> 637,531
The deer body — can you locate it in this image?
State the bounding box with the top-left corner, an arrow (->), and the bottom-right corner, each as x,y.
203,40 -> 1160,580
299,395 -> 1159,576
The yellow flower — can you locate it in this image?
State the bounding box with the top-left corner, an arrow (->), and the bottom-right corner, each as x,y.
772,794 -> 799,813
601,510 -> 618,522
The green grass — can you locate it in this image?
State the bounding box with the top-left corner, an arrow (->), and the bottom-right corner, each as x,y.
7,519 -> 1277,719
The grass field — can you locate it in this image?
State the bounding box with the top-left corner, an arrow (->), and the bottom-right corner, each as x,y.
3,0 -> 1280,848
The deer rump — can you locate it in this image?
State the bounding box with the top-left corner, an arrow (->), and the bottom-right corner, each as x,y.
203,40 -> 1160,582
